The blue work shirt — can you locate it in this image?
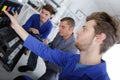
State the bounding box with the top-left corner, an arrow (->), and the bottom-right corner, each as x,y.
23,14 -> 53,39
23,35 -> 110,80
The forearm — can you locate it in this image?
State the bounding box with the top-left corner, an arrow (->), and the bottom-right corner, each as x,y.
23,36 -> 66,66
4,11 -> 29,41
12,24 -> 29,41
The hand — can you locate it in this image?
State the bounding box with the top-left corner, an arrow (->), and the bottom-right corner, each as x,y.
4,10 -> 29,41
12,11 -> 18,18
29,28 -> 40,34
42,39 -> 49,44
4,11 -> 19,29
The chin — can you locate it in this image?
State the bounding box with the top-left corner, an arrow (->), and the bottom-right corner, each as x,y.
75,42 -> 80,49
41,18 -> 45,22
75,42 -> 84,51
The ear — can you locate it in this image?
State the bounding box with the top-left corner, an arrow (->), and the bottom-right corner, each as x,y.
95,33 -> 106,44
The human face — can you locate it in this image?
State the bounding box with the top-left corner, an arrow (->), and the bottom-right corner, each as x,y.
40,9 -> 51,23
75,20 -> 96,51
59,21 -> 73,37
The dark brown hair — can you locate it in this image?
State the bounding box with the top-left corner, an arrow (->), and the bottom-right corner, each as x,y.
86,12 -> 120,53
42,4 -> 54,15
60,17 -> 75,27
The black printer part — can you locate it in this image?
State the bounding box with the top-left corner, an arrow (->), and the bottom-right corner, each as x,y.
0,0 -> 23,72
0,0 -> 22,28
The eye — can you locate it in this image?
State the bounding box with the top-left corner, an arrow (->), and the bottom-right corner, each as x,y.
82,26 -> 87,31
82,26 -> 85,29
83,25 -> 85,27
41,10 -> 44,13
45,14 -> 48,16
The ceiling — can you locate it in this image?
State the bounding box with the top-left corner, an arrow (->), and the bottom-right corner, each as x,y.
93,0 -> 120,17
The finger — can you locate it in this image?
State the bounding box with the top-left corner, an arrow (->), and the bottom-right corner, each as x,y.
35,31 -> 39,34
36,30 -> 40,34
15,11 -> 18,14
36,31 -> 40,34
12,11 -> 18,15
12,11 -> 15,15
4,10 -> 12,18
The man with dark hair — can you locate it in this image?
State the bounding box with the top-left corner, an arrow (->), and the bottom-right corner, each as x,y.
18,4 -> 54,72
39,17 -> 78,80
5,11 -> 120,80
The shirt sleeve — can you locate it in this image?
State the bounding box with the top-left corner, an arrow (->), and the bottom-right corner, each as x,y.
23,35 -> 73,67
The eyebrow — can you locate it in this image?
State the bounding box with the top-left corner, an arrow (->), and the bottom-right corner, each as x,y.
82,25 -> 85,28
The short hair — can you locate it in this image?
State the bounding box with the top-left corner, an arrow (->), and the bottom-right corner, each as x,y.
42,4 -> 54,15
60,17 -> 75,27
86,12 -> 120,53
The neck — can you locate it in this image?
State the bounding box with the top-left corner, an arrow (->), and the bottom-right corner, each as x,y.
79,48 -> 102,65
63,33 -> 72,40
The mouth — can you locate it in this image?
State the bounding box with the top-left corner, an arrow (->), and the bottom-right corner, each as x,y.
40,16 -> 44,19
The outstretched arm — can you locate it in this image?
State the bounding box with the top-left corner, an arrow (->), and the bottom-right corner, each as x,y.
4,11 -> 29,41
4,11 -> 70,67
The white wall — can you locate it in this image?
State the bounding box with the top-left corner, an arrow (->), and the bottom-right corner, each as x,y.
103,44 -> 120,80
68,0 -> 99,15
49,0 -> 101,40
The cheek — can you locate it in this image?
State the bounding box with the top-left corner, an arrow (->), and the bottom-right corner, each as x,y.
63,29 -> 69,34
60,27 -> 65,31
76,33 -> 89,46
76,32 -> 84,40
40,13 -> 44,17
44,16 -> 50,21
83,34 -> 95,46
46,15 -> 51,19
40,15 -> 44,20
41,16 -> 49,22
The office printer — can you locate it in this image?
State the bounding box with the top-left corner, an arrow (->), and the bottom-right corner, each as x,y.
0,0 -> 23,72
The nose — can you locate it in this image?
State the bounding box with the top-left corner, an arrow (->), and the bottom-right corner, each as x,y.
41,13 -> 45,18
59,26 -> 62,30
42,14 -> 45,18
77,28 -> 82,35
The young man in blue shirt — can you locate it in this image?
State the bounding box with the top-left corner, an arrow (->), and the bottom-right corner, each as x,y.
5,11 -> 120,80
18,4 -> 54,72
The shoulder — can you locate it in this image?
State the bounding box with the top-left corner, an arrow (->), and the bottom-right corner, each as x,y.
46,19 -> 53,27
55,33 -> 61,38
64,52 -> 80,61
31,14 -> 39,18
66,34 -> 76,46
